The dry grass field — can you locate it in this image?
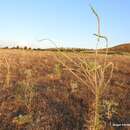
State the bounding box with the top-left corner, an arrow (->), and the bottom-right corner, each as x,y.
0,48 -> 129,130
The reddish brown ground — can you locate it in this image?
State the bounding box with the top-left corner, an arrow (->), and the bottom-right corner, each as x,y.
0,49 -> 129,130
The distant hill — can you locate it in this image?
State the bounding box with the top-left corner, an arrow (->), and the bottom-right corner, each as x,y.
1,42 -> 130,54
109,43 -> 130,52
39,43 -> 130,53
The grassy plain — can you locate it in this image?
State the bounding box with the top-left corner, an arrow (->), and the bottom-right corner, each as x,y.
0,48 -> 129,130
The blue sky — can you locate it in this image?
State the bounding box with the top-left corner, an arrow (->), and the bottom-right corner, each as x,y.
0,0 -> 129,48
